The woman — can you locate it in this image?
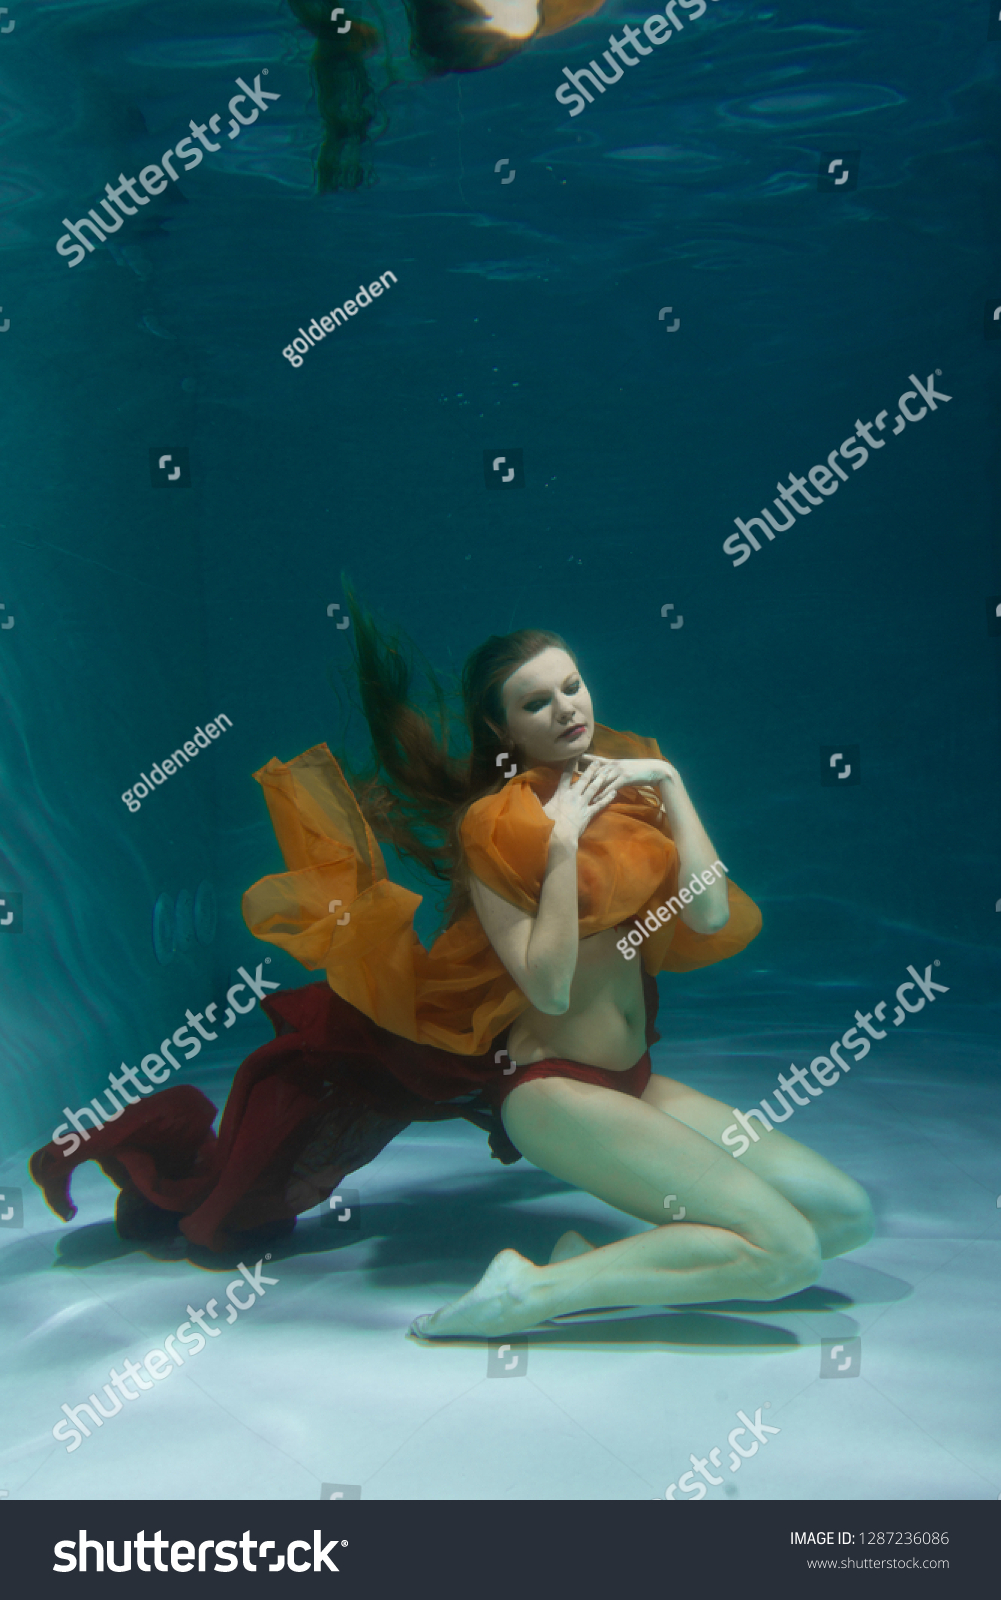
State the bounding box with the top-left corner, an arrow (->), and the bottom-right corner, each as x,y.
405,633 -> 875,1337
30,600 -> 873,1340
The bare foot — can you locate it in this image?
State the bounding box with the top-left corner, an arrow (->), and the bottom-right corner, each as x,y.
413,1249 -> 548,1338
549,1230 -> 594,1264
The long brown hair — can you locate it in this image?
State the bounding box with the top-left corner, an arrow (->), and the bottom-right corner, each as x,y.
339,584 -> 573,907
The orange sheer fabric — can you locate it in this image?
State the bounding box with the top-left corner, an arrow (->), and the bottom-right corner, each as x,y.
535,0 -> 608,37
242,724 -> 761,1057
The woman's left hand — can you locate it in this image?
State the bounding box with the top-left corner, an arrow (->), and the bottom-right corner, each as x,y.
576,755 -> 677,794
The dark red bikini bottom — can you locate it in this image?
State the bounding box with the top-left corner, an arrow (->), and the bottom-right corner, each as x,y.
490,1052 -> 652,1107
29,978 -> 659,1254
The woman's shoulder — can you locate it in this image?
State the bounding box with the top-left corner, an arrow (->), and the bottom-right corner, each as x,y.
461,774 -> 552,847
461,776 -> 554,903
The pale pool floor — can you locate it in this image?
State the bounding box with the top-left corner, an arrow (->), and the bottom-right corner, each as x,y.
2,1031 -> 998,1502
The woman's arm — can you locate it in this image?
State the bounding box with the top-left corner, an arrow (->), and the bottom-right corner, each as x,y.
578,755 -> 730,936
657,769 -> 729,935
469,762 -> 616,1013
470,833 -> 578,1014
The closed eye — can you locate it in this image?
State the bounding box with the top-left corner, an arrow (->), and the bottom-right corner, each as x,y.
522,678 -> 581,715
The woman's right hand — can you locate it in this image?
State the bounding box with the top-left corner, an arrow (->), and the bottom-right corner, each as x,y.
542,761 -> 617,844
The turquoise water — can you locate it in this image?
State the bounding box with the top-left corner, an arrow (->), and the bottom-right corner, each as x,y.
3,0 -> 998,1153
0,0 -> 999,1505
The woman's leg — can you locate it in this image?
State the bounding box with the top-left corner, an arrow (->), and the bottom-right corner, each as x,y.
417,1077 -> 822,1338
641,1075 -> 874,1260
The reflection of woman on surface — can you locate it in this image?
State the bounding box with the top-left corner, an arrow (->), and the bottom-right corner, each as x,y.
30,602 -> 873,1341
287,0 -> 606,190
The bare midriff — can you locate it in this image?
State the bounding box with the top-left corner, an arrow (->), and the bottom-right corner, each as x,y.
506,925 -> 647,1072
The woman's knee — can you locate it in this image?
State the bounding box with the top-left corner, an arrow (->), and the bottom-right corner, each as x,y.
746,1213 -> 823,1301
760,1155 -> 875,1260
786,1167 -> 874,1257
818,1178 -> 875,1257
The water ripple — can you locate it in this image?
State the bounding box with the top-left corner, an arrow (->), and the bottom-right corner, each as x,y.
605,146 -> 729,175
125,34 -> 286,69
448,259 -> 554,280
720,81 -> 906,127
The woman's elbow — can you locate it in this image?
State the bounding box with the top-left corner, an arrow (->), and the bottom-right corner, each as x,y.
521,954 -> 573,1014
530,992 -> 571,1016
522,979 -> 571,1015
682,908 -> 730,936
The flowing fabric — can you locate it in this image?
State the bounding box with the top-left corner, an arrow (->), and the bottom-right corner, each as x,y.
29,975 -> 661,1253
30,984 -> 513,1253
242,723 -> 761,1056
30,725 -> 760,1252
536,0 -> 609,36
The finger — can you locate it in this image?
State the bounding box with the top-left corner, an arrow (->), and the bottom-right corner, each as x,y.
586,786 -> 618,815
581,759 -> 612,792
579,756 -> 606,780
582,797 -> 616,830
589,763 -> 621,795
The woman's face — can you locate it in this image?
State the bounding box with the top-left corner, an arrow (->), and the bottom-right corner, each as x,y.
499,647 -> 594,766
